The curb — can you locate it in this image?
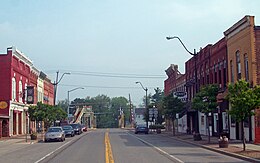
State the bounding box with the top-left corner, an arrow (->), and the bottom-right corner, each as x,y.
161,133 -> 260,163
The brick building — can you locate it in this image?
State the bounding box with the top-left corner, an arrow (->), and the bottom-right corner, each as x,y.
0,47 -> 32,137
184,39 -> 228,136
164,64 -> 187,132
0,47 -> 54,138
224,15 -> 260,143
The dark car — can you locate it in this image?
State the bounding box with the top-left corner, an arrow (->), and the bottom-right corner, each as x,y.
69,123 -> 82,135
62,125 -> 75,137
135,124 -> 148,134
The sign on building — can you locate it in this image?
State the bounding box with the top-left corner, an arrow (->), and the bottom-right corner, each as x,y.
173,91 -> 187,102
26,86 -> 34,104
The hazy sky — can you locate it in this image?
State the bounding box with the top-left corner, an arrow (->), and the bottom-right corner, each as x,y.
1,0 -> 260,105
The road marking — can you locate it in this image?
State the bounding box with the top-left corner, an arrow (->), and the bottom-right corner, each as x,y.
128,133 -> 184,163
34,140 -> 72,163
105,131 -> 114,163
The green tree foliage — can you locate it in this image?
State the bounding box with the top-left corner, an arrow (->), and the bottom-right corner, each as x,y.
28,102 -> 67,129
226,79 -> 260,150
192,84 -> 219,114
192,84 -> 219,143
150,88 -> 164,124
69,95 -> 129,128
163,95 -> 184,135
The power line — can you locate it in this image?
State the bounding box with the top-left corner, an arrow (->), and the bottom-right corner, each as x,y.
59,84 -> 162,90
44,69 -> 166,79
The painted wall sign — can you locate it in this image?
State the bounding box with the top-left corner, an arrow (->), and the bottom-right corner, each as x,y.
0,101 -> 8,109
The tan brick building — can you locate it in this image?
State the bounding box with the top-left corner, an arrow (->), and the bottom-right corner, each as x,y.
224,15 -> 260,143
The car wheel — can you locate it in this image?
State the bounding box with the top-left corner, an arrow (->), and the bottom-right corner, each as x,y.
145,132 -> 148,134
44,139 -> 48,142
135,132 -> 138,134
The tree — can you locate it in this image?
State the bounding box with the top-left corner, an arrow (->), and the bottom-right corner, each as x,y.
163,95 -> 184,135
192,84 -> 219,143
111,97 -> 129,128
151,88 -> 164,124
28,102 -> 67,130
226,79 -> 260,151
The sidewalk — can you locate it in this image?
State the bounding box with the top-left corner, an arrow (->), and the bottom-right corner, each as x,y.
161,131 -> 260,162
0,133 -> 44,145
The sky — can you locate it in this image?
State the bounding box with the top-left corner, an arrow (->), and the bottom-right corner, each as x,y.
1,0 -> 260,106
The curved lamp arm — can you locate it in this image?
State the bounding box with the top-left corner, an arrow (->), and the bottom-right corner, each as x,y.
166,36 -> 195,56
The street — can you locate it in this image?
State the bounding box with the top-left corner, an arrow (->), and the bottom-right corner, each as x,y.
0,129 -> 250,163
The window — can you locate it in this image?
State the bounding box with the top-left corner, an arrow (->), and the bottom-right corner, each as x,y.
230,60 -> 234,83
19,81 -> 23,102
201,115 -> 204,126
12,78 -> 16,101
236,51 -> 241,80
244,54 -> 249,81
24,83 -> 27,103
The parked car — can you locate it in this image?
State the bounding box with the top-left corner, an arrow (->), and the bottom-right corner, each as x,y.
69,123 -> 82,135
45,127 -> 65,142
135,124 -> 148,134
81,124 -> 87,132
62,125 -> 75,137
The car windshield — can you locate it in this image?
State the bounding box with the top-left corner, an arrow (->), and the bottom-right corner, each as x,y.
70,124 -> 80,128
62,126 -> 72,130
47,128 -> 62,132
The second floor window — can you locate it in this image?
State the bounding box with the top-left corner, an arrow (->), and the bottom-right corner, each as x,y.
244,54 -> 249,81
19,81 -> 22,102
230,60 -> 234,83
236,51 -> 241,80
12,78 -> 16,101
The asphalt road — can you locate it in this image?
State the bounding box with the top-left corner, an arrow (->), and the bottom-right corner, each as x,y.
0,129 -> 251,163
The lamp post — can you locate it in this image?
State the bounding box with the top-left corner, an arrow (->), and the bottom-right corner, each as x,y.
67,87 -> 85,120
53,71 -> 70,106
136,81 -> 148,128
166,36 -> 199,132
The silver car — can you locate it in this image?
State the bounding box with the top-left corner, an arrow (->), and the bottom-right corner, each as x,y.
45,127 -> 65,142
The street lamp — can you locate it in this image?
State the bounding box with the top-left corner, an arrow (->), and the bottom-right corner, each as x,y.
53,71 -> 70,106
67,87 -> 85,120
166,36 -> 199,132
135,81 -> 148,128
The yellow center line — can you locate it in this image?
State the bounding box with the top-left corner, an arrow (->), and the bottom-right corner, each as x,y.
105,130 -> 114,163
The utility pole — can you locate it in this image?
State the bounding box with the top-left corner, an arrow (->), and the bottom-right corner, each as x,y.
129,94 -> 132,127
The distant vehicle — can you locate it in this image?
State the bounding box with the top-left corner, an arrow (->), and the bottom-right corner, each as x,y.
62,125 -> 75,137
135,124 -> 148,134
45,127 -> 65,142
69,123 -> 82,135
81,124 -> 87,132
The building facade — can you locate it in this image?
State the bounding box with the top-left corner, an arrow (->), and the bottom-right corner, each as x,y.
0,47 -> 32,137
224,15 -> 260,142
0,47 -> 54,138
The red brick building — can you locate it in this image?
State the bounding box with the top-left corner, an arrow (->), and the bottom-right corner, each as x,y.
184,39 -> 228,136
0,47 -> 54,138
0,47 -> 32,137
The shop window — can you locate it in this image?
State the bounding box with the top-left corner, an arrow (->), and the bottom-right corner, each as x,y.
201,115 -> 204,126
231,116 -> 236,127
